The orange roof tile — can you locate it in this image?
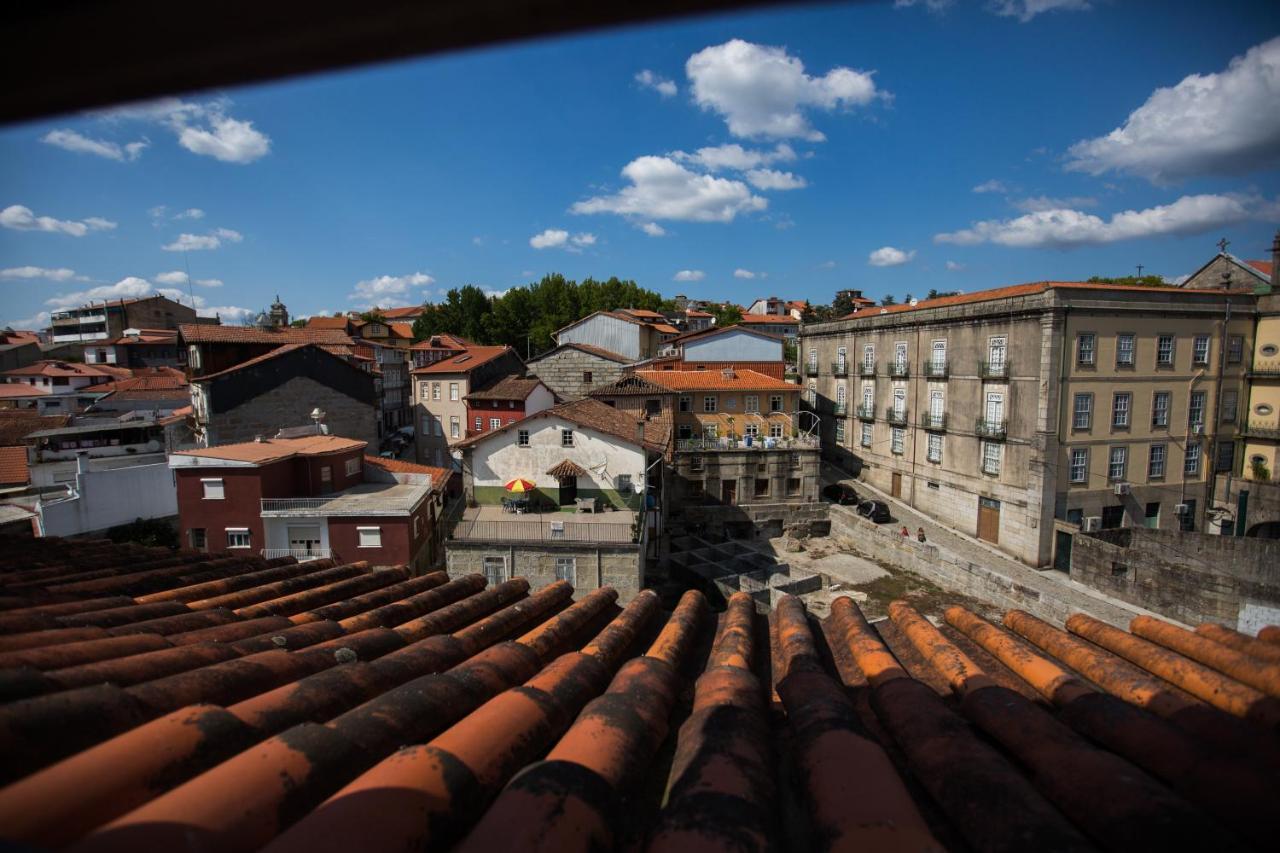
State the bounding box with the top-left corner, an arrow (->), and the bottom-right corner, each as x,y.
735,313 -> 799,325
380,306 -> 426,320
173,434 -> 365,465
363,455 -> 454,491
0,445 -> 29,484
0,384 -> 51,398
3,361 -> 123,379
305,316 -> 352,330
179,324 -> 353,345
411,346 -> 513,375
1247,260 -> 1273,277
634,368 -> 797,392
388,323 -> 415,339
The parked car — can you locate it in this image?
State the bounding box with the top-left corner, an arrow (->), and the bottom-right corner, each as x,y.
856,499 -> 892,523
822,483 -> 860,505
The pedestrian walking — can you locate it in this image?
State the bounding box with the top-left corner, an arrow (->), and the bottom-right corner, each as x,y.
917,527 -> 927,543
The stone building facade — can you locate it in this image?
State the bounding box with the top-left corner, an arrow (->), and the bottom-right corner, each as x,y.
445,541 -> 643,601
526,343 -> 631,402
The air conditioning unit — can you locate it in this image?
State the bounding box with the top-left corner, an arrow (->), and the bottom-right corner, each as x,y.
1190,423 -> 1203,435
1082,516 -> 1102,532
1174,503 -> 1189,515
1113,483 -> 1131,496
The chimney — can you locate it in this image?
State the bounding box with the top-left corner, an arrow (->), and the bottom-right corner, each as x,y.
1272,229 -> 1279,290
635,420 -> 645,445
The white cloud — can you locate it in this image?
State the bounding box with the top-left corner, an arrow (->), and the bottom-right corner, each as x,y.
1011,195 -> 1098,212
673,270 -> 706,282
196,304 -> 256,324
349,272 -> 435,305
934,193 -> 1275,248
894,0 -> 955,10
572,155 -> 767,223
175,208 -> 205,220
745,169 -> 808,190
1065,37 -> 1280,182
639,222 -> 667,237
41,129 -> 148,162
945,260 -> 965,271
733,268 -> 767,279
100,97 -> 270,164
972,179 -> 1009,194
635,70 -> 677,97
162,228 -> 242,251
989,1 -> 1091,23
686,39 -> 884,141
44,276 -> 154,309
529,229 -> 596,251
868,246 -> 916,266
1,266 -> 81,281
671,142 -> 797,172
571,232 -> 596,247
8,310 -> 51,330
155,271 -> 221,287
0,205 -> 115,237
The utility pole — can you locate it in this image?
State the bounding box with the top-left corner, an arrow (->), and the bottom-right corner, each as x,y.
1136,264 -> 1144,278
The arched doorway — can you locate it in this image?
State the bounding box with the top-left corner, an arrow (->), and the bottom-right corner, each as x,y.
1246,521 -> 1280,539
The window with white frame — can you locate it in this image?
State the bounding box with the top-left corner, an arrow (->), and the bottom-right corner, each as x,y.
1112,392 -> 1131,428
981,441 -> 1001,474
985,391 -> 1004,424
345,457 -> 361,477
419,381 -> 430,399
769,423 -> 784,438
808,348 -> 817,369
561,429 -> 574,447
358,526 -> 382,547
1116,334 -> 1135,366
988,336 -> 1007,369
863,344 -> 875,371
862,385 -> 873,408
1157,335 -> 1175,366
703,395 -> 717,413
449,383 -> 459,401
482,556 -> 506,584
931,340 -> 946,369
474,417 -> 483,432
1192,335 -> 1209,365
1188,391 -> 1206,427
226,528 -> 251,549
929,390 -> 944,419
1185,442 -> 1202,476
1108,446 -> 1127,481
891,427 -> 904,454
744,423 -> 759,437
745,395 -> 759,413
769,394 -> 783,412
894,341 -> 907,370
835,421 -> 845,443
1227,335 -> 1244,363
1072,394 -> 1092,430
555,557 -> 576,582
861,422 -> 873,447
927,433 -> 942,463
1148,444 -> 1166,478
893,387 -> 906,417
450,417 -> 460,438
431,382 -> 441,400
201,478 -> 225,500
488,418 -> 501,430
1076,333 -> 1095,366
1152,391 -> 1170,428
836,346 -> 847,370
835,384 -> 846,406
1070,448 -> 1087,483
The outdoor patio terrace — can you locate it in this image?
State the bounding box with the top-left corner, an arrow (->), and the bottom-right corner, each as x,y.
449,504 -> 639,543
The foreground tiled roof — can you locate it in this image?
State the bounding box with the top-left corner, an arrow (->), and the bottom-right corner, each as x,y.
173,435 -> 366,465
179,325 -> 353,346
304,316 -> 351,331
635,367 -> 797,392
380,306 -> 426,320
0,535 -> 1275,851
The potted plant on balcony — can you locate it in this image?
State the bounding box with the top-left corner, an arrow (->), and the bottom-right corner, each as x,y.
724,416 -> 737,445
1252,459 -> 1272,482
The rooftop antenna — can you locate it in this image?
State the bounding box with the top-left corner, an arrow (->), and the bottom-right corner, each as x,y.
1136,264 -> 1144,278
1217,237 -> 1230,254
182,248 -> 196,310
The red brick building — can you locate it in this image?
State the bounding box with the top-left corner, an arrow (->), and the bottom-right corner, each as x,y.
170,435 -> 452,571
462,375 -> 555,438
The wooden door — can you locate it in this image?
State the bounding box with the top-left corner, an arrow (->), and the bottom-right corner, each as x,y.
891,472 -> 902,498
558,476 -> 577,505
1053,531 -> 1072,571
722,479 -> 737,505
977,497 -> 1000,544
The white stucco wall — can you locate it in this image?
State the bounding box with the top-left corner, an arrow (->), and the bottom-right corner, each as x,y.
38,462 -> 178,536
471,416 -> 646,496
525,384 -> 555,414
684,330 -> 782,362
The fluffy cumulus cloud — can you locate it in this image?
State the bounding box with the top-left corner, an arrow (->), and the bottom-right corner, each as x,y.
868,246 -> 916,266
349,272 -> 435,305
686,40 -> 884,141
989,0 -> 1091,22
529,229 -> 596,251
745,169 -> 808,190
1011,195 -> 1098,212
639,222 -> 667,237
635,70 -> 677,97
44,276 -> 155,309
174,208 -> 205,220
672,142 -> 796,172
1066,37 -> 1280,182
572,156 -> 767,224
673,270 -> 706,282
0,205 -> 115,237
733,268 -> 767,279
41,129 -> 148,162
100,97 -> 270,164
162,227 -> 242,252
1,266 -> 82,281
155,270 -> 222,287
935,193 -> 1275,248
893,0 -> 954,10
945,260 -> 965,271
972,179 -> 1009,194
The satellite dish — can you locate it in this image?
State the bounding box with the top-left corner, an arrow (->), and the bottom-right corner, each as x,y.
909,298 -> 919,306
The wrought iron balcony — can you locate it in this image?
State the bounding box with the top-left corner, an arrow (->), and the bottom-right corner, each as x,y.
919,412 -> 947,431
979,360 -> 1010,379
833,402 -> 847,416
975,418 -> 1008,440
856,403 -> 876,421
885,406 -> 909,426
888,361 -> 910,379
831,361 -> 849,377
805,363 -> 820,376
922,360 -> 949,379
859,361 -> 877,377
261,548 -> 332,561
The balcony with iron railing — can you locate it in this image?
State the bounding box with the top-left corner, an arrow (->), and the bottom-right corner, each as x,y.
859,361 -> 877,377
975,418 -> 1008,440
856,403 -> 876,421
885,406 -> 909,426
805,363 -> 820,376
449,506 -> 640,544
831,361 -> 849,377
922,360 -> 949,379
1249,359 -> 1280,377
833,401 -> 848,416
676,434 -> 820,452
919,412 -> 947,431
888,361 -> 910,379
1244,418 -> 1280,440
261,547 -> 333,561
979,359 -> 1010,380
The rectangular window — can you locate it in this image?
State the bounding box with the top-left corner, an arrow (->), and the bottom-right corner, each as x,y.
1116,333 -> 1135,366
744,423 -> 759,437
1144,502 -> 1160,529
555,557 -> 576,582
1157,335 -> 1175,366
754,478 -> 770,498
1072,394 -> 1092,430
989,336 -> 1007,368
835,420 -> 845,443
1188,391 -> 1206,428
432,382 -> 440,400
725,396 -> 737,411
769,423 -> 784,438
982,441 -> 1001,475
1216,441 -> 1235,473
1151,391 -> 1170,428
1227,335 -> 1244,364
201,478 -> 224,500
190,528 -> 207,550
489,417 -> 502,430
1148,443 -> 1166,478
449,382 -> 459,401
1192,335 -> 1209,365
1179,499 -> 1197,531
557,428 -> 575,448
357,526 -> 382,548
419,381 -> 430,399
891,427 -> 904,455
677,424 -> 692,440
927,433 -> 942,463
679,395 -> 690,412
1184,442 -> 1202,476
320,466 -> 332,489
894,341 -> 908,370
583,371 -> 593,384
745,394 -> 759,413
1112,392 -> 1131,428
1101,505 -> 1125,530
770,394 -> 783,412
433,417 -> 443,437
450,417 -> 460,439
1076,333 -> 1095,366
474,417 -> 483,432
616,474 -> 632,492
1221,390 -> 1238,423
226,528 -> 251,549
863,344 -> 875,371
808,348 -> 817,368
514,428 -> 530,448
931,340 -> 946,368
861,422 -> 873,447
482,556 -> 506,584
1070,448 -> 1088,483
690,455 -> 703,472
1108,446 -> 1128,481
787,477 -> 801,496
703,395 -> 717,413
345,457 -> 361,477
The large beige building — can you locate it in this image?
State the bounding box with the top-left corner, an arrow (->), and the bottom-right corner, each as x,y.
802,281 -> 1255,568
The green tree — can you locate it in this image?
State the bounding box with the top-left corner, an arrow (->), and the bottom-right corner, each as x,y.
1086,275 -> 1170,287
880,294 -> 897,306
360,310 -> 387,324
709,303 -> 743,327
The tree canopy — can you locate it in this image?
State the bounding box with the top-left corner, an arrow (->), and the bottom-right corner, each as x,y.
1086,275 -> 1171,288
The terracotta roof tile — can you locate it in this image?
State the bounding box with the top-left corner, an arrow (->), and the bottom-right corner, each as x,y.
410,345 -> 513,375
0,445 -> 29,484
455,397 -> 669,453
304,316 -> 352,330
1247,259 -> 1273,277
380,306 -> 425,320
3,361 -> 123,379
527,342 -> 633,364
179,324 -> 353,345
363,455 -> 454,491
0,412 -> 70,445
634,367 -> 796,392
735,313 -> 799,325
463,375 -> 545,401
173,434 -> 365,464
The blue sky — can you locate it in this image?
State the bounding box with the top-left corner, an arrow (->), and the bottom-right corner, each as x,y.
2,0 -> 1279,329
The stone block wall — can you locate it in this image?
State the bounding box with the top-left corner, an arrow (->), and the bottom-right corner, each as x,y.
1070,527 -> 1280,629
445,540 -> 643,600
528,349 -> 627,402
207,376 -> 379,448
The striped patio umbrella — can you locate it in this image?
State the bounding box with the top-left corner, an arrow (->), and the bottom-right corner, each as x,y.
505,478 -> 536,493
